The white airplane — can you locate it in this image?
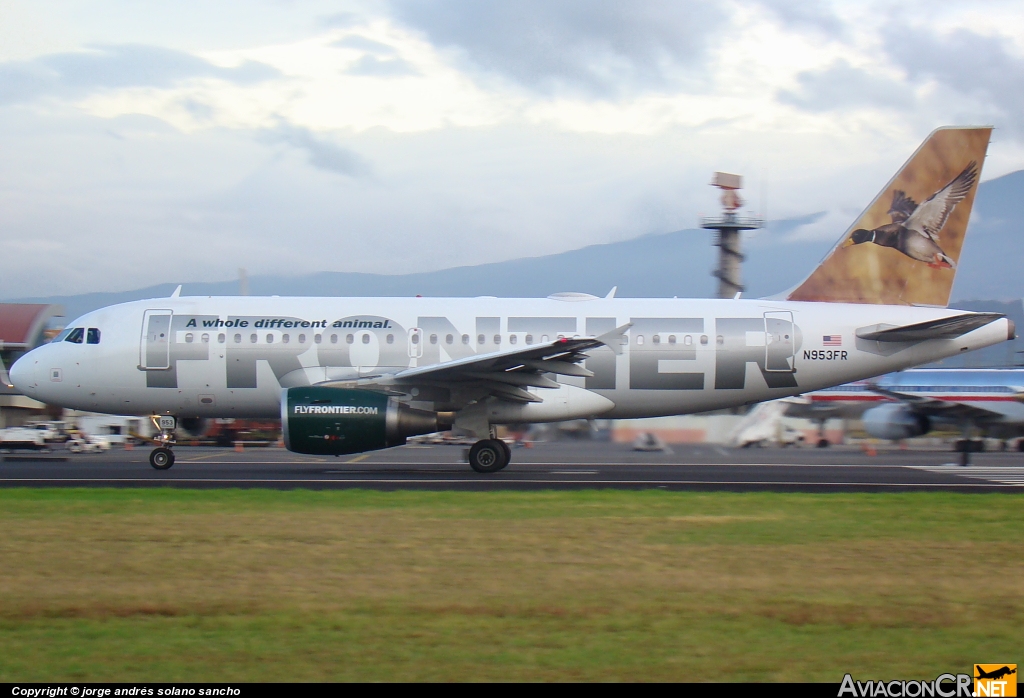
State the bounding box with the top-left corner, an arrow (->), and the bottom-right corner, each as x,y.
8,126 -> 1015,472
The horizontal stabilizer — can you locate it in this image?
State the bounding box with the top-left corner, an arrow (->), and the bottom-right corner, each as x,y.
856,312 -> 1004,342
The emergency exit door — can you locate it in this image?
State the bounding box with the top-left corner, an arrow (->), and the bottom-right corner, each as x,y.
764,311 -> 796,373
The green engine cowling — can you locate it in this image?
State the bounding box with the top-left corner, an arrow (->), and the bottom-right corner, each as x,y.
282,387 -> 446,456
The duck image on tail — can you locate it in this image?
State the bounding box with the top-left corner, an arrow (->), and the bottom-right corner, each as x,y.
787,126 -> 991,306
844,161 -> 978,269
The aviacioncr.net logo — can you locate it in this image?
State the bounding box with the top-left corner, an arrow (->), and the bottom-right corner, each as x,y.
839,673 -> 972,697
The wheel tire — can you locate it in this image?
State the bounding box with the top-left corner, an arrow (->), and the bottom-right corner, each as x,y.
468,439 -> 508,474
498,439 -> 512,464
816,439 -> 830,448
150,447 -> 175,470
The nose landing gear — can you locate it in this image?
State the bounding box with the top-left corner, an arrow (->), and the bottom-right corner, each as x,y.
149,415 -> 177,470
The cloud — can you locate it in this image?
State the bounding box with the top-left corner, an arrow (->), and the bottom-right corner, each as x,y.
263,123 -> 372,177
882,25 -> 1024,135
777,59 -> 913,112
330,35 -> 398,55
756,0 -> 845,37
0,44 -> 278,106
344,55 -> 418,77
317,12 -> 362,29
389,0 -> 726,97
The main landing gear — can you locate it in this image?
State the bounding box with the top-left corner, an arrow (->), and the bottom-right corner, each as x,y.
149,415 -> 177,470
468,438 -> 511,474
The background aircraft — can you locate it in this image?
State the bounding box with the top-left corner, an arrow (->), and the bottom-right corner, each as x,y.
788,368 -> 1024,451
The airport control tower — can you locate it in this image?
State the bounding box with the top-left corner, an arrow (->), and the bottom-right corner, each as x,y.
700,172 -> 763,299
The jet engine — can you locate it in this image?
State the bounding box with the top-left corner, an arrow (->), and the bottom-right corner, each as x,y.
861,403 -> 931,440
282,387 -> 448,456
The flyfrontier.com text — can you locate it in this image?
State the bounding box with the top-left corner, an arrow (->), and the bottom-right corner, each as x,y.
293,405 -> 379,415
839,673 -> 972,697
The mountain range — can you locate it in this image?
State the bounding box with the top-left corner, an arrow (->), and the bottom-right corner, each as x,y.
9,170 -> 1024,325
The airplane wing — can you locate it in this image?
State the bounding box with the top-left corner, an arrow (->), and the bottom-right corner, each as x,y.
856,312 -> 1004,342
318,324 -> 631,404
866,384 -> 1007,423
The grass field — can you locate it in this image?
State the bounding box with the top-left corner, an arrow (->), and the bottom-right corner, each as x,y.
0,488 -> 1020,681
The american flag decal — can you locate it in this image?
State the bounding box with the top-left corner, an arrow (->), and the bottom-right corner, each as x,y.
823,335 -> 842,346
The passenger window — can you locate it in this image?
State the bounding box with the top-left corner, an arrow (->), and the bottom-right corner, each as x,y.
387,334 -> 394,344
250,334 -> 257,344
462,334 -> 470,345
218,333 -> 226,344
636,335 -> 644,345
653,334 -> 660,344
331,334 -> 338,344
493,334 -> 501,345
282,334 -> 290,344
525,334 -> 533,345
87,328 -> 101,344
430,334 -> 438,345
201,333 -> 210,343
446,334 -> 453,345
411,333 -> 420,345
684,335 -> 692,346
65,328 -> 84,344
509,334 -> 517,345
185,333 -> 194,343
700,335 -> 708,345
541,335 -> 549,343
716,335 -> 724,346
477,334 -> 485,345
234,334 -> 241,343
298,334 -> 305,344
266,334 -> 274,344
362,334 -> 370,344
668,335 -> 676,344
346,334 -> 354,344
315,334 -> 322,344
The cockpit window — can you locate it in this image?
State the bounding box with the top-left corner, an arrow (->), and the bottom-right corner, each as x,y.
52,328 -> 72,343
64,328 -> 84,344
87,328 -> 101,344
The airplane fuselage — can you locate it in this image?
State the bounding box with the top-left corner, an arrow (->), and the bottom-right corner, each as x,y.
11,296 -> 1012,421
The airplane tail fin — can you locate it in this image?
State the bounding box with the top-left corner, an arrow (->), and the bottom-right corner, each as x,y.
785,126 -> 992,307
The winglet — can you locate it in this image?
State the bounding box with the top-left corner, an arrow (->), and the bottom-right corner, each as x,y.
596,322 -> 632,356
605,286 -> 617,299
170,285 -> 182,298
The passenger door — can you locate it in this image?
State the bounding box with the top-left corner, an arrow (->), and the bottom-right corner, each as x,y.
140,310 -> 173,370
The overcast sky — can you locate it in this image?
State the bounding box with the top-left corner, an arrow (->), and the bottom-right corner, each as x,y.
2,0 -> 1023,297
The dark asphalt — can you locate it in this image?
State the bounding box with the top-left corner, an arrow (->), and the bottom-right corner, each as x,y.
2,441 -> 1024,491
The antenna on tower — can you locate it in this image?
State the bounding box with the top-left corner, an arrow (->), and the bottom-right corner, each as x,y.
699,172 -> 763,299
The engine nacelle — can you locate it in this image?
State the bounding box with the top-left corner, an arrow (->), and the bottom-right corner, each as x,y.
282,387 -> 446,456
862,403 -> 931,440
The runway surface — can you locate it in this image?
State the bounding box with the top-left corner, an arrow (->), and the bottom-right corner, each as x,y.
2,441 -> 1024,491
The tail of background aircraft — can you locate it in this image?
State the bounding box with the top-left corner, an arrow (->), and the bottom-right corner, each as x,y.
785,126 -> 992,307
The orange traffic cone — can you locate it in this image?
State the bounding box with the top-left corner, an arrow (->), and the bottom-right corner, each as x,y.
234,441 -> 244,453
